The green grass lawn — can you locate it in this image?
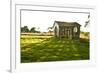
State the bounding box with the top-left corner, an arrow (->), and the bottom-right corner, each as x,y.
21,35 -> 89,63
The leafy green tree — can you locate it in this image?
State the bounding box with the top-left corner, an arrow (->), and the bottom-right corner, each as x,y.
30,27 -> 36,33
48,27 -> 53,35
48,27 -> 53,32
21,26 -> 29,33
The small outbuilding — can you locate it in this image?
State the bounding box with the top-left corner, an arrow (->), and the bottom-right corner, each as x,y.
52,21 -> 81,39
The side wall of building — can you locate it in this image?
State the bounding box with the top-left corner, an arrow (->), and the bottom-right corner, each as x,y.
59,26 -> 73,39
72,25 -> 80,39
53,22 -> 80,39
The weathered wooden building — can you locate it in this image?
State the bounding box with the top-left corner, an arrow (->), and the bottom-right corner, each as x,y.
52,21 -> 81,39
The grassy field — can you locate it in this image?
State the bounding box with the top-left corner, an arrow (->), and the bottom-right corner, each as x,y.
21,34 -> 89,63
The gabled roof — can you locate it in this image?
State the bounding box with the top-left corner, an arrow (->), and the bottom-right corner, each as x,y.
52,21 -> 81,28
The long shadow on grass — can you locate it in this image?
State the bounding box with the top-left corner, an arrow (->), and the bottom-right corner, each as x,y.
21,37 -> 89,63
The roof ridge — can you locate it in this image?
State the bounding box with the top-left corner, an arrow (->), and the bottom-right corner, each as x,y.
54,21 -> 81,26
55,21 -> 77,23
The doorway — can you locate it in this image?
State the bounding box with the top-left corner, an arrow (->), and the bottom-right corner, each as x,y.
65,29 -> 71,38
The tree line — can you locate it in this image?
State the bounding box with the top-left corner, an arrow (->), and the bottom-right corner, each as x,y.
21,26 -> 40,33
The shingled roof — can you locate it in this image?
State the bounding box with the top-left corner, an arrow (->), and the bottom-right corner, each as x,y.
53,21 -> 81,28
